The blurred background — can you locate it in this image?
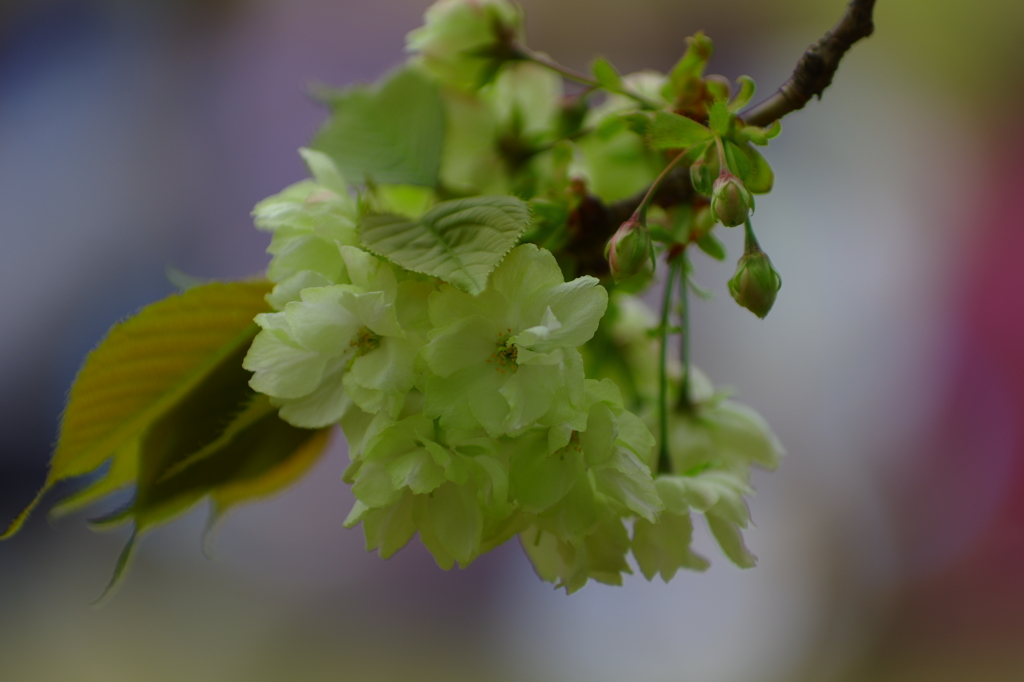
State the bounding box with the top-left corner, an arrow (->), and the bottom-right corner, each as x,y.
2,0 -> 1023,680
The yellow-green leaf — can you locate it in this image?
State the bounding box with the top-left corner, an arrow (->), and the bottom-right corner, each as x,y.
3,280 -> 272,539
212,426 -> 331,514
359,195 -> 530,295
647,111 -> 713,150
591,57 -> 623,92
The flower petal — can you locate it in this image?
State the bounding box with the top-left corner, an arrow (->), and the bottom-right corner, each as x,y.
245,314 -> 327,399
523,276 -> 608,350
500,365 -> 556,433
275,357 -> 351,428
422,315 -> 496,378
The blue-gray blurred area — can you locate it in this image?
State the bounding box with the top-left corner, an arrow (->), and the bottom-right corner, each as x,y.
2,1 -> 1024,681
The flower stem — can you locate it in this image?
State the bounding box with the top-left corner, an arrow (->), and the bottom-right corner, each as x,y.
676,251 -> 693,412
714,133 -> 729,172
743,217 -> 761,253
634,150 -> 691,224
657,258 -> 679,475
511,42 -> 660,109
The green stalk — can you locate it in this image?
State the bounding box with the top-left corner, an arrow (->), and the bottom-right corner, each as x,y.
657,258 -> 679,475
676,251 -> 693,412
633,150 -> 691,224
511,42 -> 660,109
743,217 -> 761,253
713,133 -> 729,172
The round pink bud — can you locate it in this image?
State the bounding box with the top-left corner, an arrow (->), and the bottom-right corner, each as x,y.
710,172 -> 753,227
728,250 -> 781,318
606,217 -> 652,282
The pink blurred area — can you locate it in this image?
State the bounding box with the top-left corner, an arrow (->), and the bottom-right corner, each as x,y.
851,135 -> 1024,681
1,1 -> 1023,680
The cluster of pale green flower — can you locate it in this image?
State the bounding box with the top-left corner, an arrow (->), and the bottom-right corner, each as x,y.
242,155 -> 779,592
242,0 -> 784,592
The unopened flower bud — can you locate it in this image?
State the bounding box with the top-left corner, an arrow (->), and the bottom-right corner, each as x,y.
606,217 -> 652,282
728,249 -> 781,319
710,172 -> 753,227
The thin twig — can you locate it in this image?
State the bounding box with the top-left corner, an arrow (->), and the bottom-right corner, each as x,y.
634,150 -> 692,221
657,259 -> 679,475
511,42 -> 661,109
560,1 -> 875,271
676,251 -> 692,413
741,0 -> 877,127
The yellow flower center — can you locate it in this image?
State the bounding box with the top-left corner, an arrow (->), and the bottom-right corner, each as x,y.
349,326 -> 382,357
487,328 -> 518,374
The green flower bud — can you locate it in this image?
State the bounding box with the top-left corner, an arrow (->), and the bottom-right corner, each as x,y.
606,217 -> 652,282
690,159 -> 714,196
710,172 -> 753,227
728,248 -> 781,319
406,0 -> 523,89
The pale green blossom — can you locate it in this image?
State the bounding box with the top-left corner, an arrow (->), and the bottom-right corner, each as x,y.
631,374 -> 783,575
521,512 -> 632,594
344,414 -> 516,567
252,149 -> 360,309
515,379 -> 660,592
421,244 -> 608,437
243,247 -> 434,428
406,0 -> 522,90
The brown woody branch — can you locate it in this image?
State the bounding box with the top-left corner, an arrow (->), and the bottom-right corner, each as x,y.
563,0 -> 877,274
741,0 -> 877,127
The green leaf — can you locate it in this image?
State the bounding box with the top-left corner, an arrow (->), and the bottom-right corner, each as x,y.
729,75 -> 756,112
359,195 -> 531,295
687,274 -> 715,301
133,388 -> 327,534
591,57 -> 624,92
3,281 -> 273,539
1,279 -> 333,596
731,142 -> 774,194
104,345 -> 330,594
521,198 -> 568,247
211,426 -> 330,515
738,126 -> 769,146
647,111 -> 713,150
365,184 -> 436,219
708,101 -> 731,136
737,120 -> 780,147
665,32 -> 714,99
617,112 -> 651,137
311,67 -> 445,187
105,388 -> 329,597
595,114 -> 628,140
704,76 -> 731,103
724,140 -> 753,182
696,232 -> 727,260
648,225 -> 676,244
